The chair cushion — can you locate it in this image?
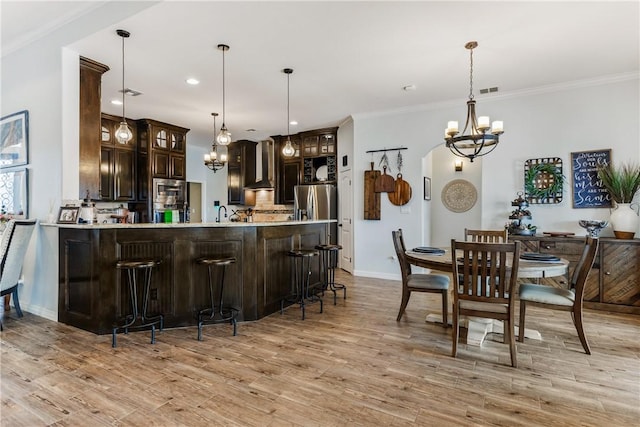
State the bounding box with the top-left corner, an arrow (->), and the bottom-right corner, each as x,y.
519,283 -> 575,307
407,273 -> 449,290
459,300 -> 509,314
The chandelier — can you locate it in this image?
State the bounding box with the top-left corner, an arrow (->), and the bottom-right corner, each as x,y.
115,29 -> 133,144
204,112 -> 227,172
281,68 -> 295,157
445,41 -> 503,162
216,44 -> 232,146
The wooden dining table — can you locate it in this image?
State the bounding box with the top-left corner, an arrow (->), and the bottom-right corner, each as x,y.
406,248 -> 570,346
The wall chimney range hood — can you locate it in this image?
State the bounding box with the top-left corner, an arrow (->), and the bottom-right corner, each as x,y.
245,139 -> 275,190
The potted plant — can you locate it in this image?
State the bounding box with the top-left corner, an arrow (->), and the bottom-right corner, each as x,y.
597,162 -> 640,239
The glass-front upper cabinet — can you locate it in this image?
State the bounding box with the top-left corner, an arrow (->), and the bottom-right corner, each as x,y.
155,128 -> 168,149
171,132 -> 185,152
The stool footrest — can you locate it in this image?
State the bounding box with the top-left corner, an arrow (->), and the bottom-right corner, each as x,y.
197,307 -> 238,340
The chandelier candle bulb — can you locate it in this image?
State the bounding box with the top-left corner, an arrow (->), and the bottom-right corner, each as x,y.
204,154 -> 211,162
447,121 -> 459,133
477,116 -> 490,130
492,121 -> 504,134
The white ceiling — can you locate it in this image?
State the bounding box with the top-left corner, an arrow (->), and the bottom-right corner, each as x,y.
2,1 -> 639,148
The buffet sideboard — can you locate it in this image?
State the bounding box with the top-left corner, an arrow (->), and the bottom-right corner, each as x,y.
513,235 -> 640,314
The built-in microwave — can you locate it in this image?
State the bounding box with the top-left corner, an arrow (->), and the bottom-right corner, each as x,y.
152,178 -> 186,222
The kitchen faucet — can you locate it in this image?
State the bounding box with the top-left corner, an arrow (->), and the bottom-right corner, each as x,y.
216,205 -> 227,223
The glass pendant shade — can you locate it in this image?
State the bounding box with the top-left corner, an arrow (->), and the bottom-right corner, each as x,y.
216,125 -> 232,145
281,68 -> 295,158
115,121 -> 133,144
116,29 -> 132,144
215,44 -> 232,146
282,138 -> 295,157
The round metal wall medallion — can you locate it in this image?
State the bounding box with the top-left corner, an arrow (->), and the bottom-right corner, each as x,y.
441,179 -> 477,213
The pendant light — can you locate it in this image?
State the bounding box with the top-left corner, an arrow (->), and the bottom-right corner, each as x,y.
216,44 -> 232,146
204,113 -> 227,172
115,29 -> 133,144
281,68 -> 296,158
444,41 -> 504,162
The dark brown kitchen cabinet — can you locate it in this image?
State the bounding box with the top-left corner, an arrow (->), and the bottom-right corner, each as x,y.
273,127 -> 338,205
135,119 -> 189,222
279,161 -> 301,204
227,140 -> 257,205
100,147 -> 136,201
79,57 -> 109,200
99,114 -> 136,202
138,119 -> 188,180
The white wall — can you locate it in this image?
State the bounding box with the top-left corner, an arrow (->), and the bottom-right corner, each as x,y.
353,76 -> 640,280
430,145 -> 483,247
0,2 -> 157,319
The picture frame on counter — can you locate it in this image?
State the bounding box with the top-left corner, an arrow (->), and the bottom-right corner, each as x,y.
0,110 -> 29,167
57,206 -> 80,224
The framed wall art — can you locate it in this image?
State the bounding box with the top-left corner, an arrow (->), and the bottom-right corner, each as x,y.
0,168 -> 28,219
424,177 -> 431,200
0,110 -> 29,167
571,149 -> 612,208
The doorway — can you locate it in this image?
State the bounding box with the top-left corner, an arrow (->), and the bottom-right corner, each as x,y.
339,169 -> 353,273
187,181 -> 202,223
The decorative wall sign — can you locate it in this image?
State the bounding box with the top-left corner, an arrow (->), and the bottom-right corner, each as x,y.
571,149 -> 612,208
0,110 -> 29,167
441,179 -> 477,213
524,157 -> 564,204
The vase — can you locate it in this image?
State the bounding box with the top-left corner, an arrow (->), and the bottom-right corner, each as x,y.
609,203 -> 639,239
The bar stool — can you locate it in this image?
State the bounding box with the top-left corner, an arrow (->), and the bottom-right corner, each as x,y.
196,256 -> 238,340
281,249 -> 323,320
315,244 -> 347,305
112,259 -> 163,348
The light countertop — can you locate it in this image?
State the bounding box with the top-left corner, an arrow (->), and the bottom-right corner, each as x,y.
43,219 -> 335,229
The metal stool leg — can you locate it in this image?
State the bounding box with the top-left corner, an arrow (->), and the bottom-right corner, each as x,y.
197,257 -> 237,340
112,260 -> 163,348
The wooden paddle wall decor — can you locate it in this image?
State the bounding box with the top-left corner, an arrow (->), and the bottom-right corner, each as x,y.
364,162 -> 381,220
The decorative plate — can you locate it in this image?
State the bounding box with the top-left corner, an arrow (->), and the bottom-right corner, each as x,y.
441,179 -> 477,213
315,165 -> 328,181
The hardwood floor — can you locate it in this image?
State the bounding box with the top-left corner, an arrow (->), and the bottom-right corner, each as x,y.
2,271 -> 639,426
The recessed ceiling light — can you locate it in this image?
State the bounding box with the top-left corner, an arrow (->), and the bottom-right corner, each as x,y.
246,128 -> 256,132
186,78 -> 200,85
290,120 -> 298,126
403,84 -> 417,91
111,99 -> 122,105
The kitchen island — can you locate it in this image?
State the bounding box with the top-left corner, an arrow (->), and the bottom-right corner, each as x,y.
58,221 -> 332,334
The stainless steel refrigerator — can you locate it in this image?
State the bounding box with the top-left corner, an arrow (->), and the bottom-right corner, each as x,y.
294,184 -> 337,244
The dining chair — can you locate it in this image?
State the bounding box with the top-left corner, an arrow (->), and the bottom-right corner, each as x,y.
1,220 -> 17,312
518,236 -> 598,354
1,219 -> 37,330
392,229 -> 450,324
464,228 -> 508,243
451,239 -> 521,367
